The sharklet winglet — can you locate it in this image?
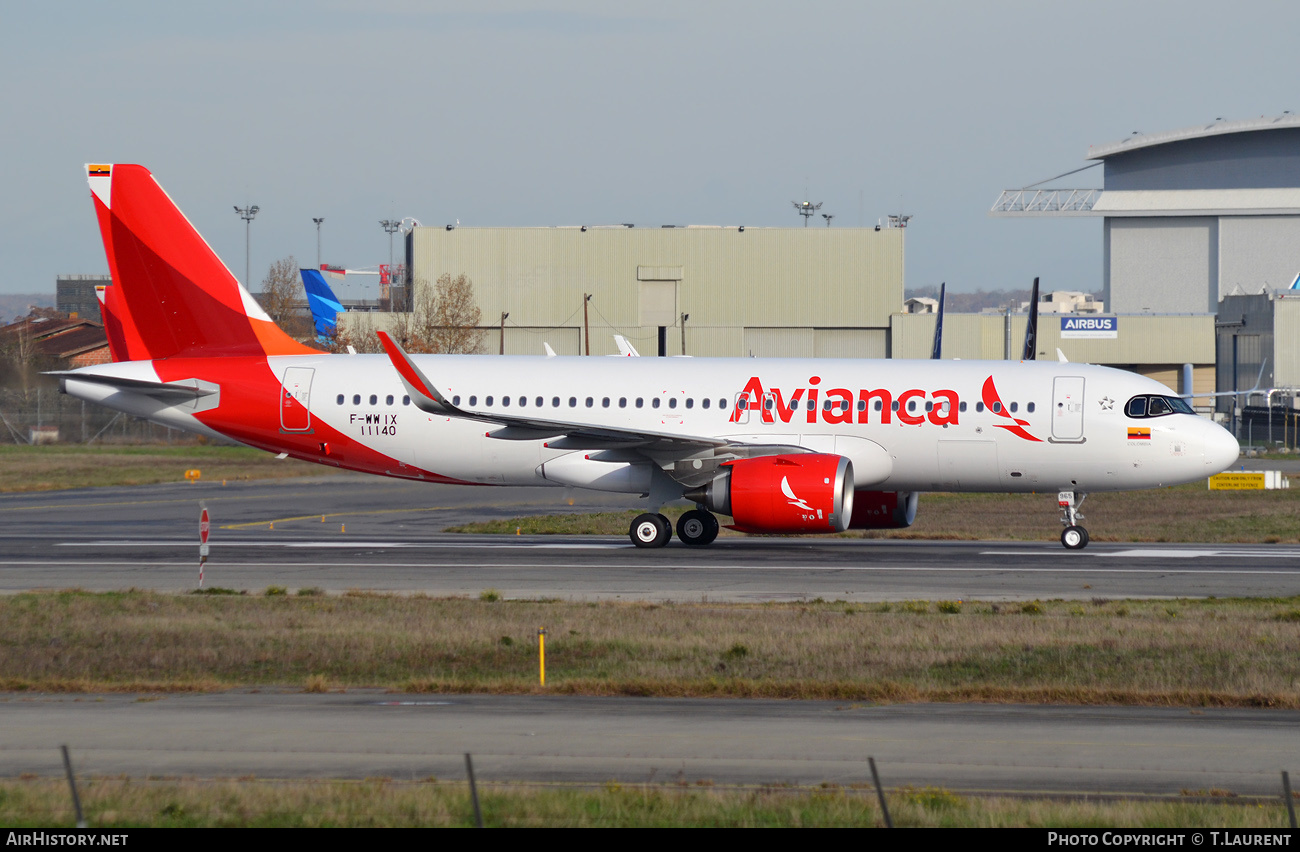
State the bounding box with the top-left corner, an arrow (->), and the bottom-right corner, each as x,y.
376,331 -> 457,416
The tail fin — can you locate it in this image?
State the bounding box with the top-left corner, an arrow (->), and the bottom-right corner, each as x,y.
85,164 -> 316,359
299,268 -> 345,338
94,284 -> 148,362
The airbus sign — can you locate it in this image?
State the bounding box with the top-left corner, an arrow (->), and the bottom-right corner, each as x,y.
1060,316 -> 1118,339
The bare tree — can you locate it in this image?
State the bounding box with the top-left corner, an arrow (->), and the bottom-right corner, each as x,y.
399,274 -> 486,354
258,256 -> 313,339
328,312 -> 386,354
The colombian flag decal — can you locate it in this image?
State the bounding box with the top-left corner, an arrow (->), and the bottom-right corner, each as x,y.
88,165 -> 111,176
1128,427 -> 1151,440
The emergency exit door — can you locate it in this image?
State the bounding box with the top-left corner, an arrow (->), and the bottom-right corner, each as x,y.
280,366 -> 314,432
1051,376 -> 1085,442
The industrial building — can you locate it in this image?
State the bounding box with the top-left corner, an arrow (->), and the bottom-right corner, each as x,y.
388,224 -> 905,358
56,274 -> 111,323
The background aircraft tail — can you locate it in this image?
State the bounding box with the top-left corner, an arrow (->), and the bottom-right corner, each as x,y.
299,268 -> 345,338
85,164 -> 316,360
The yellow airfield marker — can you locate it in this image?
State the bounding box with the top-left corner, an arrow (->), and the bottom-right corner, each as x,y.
538,628 -> 547,686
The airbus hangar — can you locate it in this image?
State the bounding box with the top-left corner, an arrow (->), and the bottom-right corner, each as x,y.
985,113 -> 1300,419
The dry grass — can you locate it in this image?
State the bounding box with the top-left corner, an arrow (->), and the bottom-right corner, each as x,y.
450,482 -> 1300,544
0,777 -> 1291,827
2,591 -> 1298,707
0,445 -> 324,492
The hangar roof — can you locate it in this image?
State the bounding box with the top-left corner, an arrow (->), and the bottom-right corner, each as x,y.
1087,113 -> 1300,160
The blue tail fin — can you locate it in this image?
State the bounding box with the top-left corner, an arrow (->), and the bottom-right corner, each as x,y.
299,268 -> 345,338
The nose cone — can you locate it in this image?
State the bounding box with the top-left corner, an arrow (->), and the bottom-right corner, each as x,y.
1203,422 -> 1240,473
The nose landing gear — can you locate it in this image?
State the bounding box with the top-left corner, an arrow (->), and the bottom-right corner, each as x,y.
1058,491 -> 1089,549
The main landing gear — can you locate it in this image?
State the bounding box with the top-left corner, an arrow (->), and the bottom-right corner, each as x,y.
629,508 -> 720,548
1058,491 -> 1089,550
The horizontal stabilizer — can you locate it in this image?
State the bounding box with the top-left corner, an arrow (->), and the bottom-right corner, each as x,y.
48,371 -> 219,403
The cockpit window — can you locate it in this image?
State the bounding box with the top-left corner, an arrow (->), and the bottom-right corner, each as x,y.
1125,394 -> 1194,418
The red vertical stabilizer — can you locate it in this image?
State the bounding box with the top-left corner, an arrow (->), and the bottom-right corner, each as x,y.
85,164 -> 316,360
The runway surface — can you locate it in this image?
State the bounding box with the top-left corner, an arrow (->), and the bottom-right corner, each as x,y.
3,476 -> 1298,796
1,475 -> 1298,600
5,692 -> 1297,795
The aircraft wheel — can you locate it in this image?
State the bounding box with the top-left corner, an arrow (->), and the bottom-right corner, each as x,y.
630,513 -> 672,548
1061,525 -> 1089,550
676,509 -> 719,546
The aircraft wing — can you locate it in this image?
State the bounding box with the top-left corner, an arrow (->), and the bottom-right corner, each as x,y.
376,332 -> 808,473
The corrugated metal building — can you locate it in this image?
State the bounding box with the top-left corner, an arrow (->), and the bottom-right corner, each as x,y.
400,225 -> 904,357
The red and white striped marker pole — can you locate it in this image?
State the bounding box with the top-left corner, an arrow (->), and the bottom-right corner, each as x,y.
199,502 -> 210,588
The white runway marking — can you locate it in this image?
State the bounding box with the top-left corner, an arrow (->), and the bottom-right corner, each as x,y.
6,560 -> 1300,575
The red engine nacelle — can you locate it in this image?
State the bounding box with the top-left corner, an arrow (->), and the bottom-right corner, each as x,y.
848,490 -> 918,529
684,454 -> 854,534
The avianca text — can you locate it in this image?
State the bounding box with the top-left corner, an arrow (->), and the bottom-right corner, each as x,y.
730,376 -> 958,426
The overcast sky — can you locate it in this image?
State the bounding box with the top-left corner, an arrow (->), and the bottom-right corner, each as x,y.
3,1 -> 1297,298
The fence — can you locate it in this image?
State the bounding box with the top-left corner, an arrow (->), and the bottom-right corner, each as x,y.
0,387 -> 185,445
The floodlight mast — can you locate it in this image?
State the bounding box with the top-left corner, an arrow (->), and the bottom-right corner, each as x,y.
792,199 -> 822,227
312,217 -> 324,267
234,205 -> 259,288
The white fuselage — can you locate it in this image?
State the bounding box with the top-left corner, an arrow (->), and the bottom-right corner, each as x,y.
64,354 -> 1240,496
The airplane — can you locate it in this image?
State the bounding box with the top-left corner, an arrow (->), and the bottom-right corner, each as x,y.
60,164 -> 1241,550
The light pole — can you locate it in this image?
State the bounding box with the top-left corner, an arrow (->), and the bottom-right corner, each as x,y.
234,205 -> 260,287
380,219 -> 400,302
312,217 -> 324,267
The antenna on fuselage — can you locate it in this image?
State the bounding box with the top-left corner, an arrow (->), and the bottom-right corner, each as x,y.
929,282 -> 946,360
1021,276 -> 1040,361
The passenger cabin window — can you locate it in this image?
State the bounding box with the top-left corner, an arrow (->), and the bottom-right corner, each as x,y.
369,394 -> 378,405
668,398 -> 677,409
336,394 -> 344,405
353,394 -> 361,405
702,398 -> 710,409
653,398 -> 661,409
1026,402 -> 1035,413
719,399 -> 727,409
386,395 -> 394,405
403,396 -> 410,406
485,396 -> 494,406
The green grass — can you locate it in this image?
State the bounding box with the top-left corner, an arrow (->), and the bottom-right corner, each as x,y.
0,778 -> 1292,828
0,444 -> 325,492
2,591 -> 1298,707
